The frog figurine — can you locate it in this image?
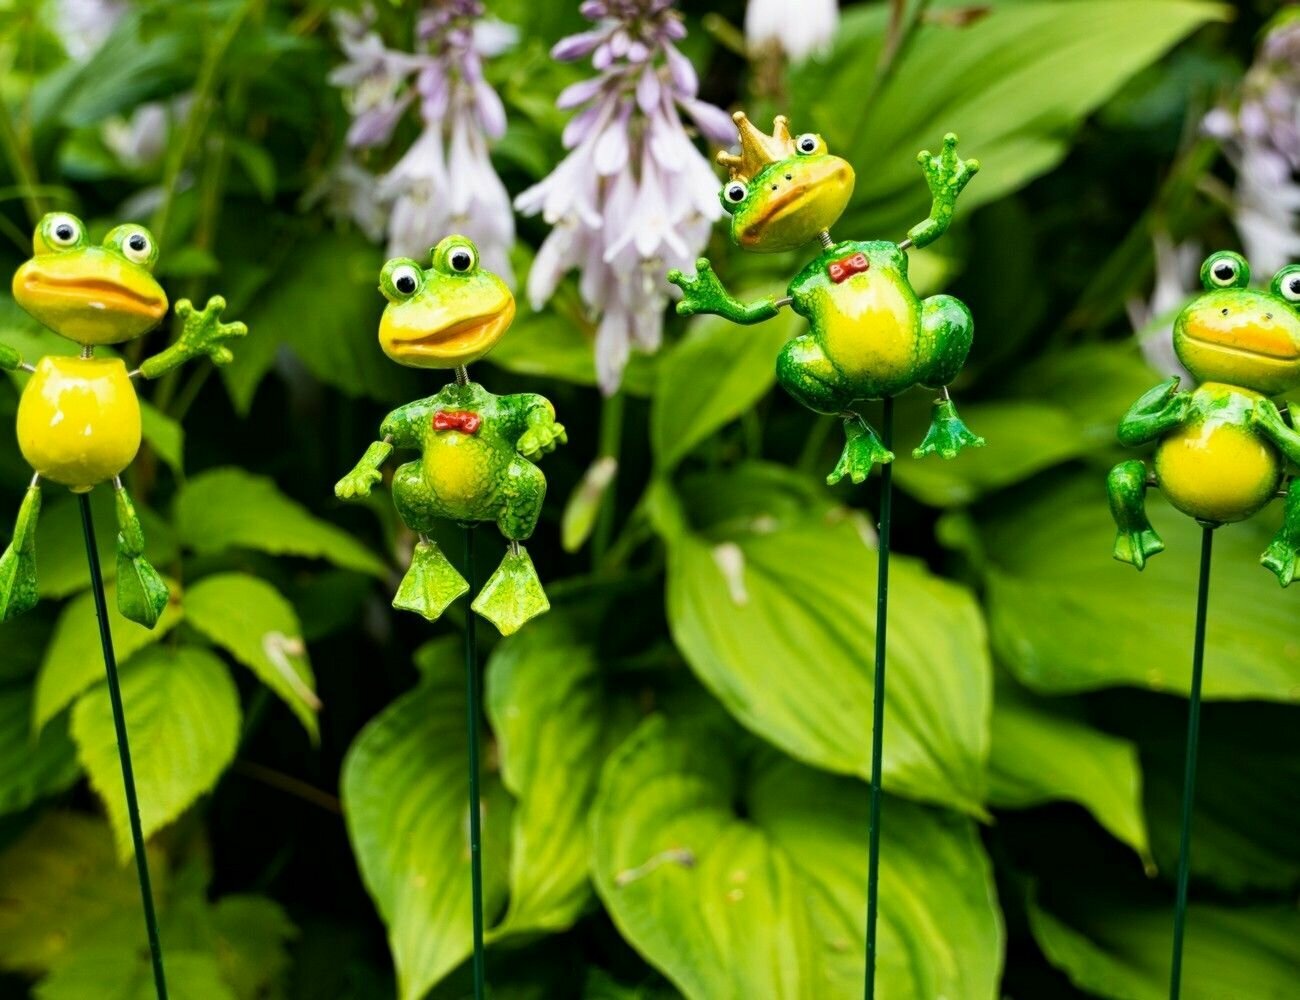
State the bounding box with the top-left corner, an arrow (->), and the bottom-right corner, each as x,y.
1108,250 -> 1300,585
0,212 -> 246,626
334,235 -> 566,636
668,112 -> 984,483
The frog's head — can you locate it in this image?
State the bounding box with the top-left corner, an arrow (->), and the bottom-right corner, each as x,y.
12,212 -> 167,345
1173,250 -> 1300,395
378,235 -> 515,369
717,112 -> 855,253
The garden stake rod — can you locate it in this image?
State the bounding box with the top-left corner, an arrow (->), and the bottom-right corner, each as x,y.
1169,525 -> 1214,1000
864,396 -> 893,1000
463,526 -> 487,1000
80,494 -> 169,1000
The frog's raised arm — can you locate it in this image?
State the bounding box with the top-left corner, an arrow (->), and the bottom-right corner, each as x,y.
667,258 -> 785,325
136,295 -> 247,379
503,393 -> 568,461
905,133 -> 980,251
1251,399 -> 1300,465
334,397 -> 435,500
1117,376 -> 1190,446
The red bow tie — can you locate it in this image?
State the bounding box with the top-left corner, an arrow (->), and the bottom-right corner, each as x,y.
433,409 -> 482,434
827,251 -> 869,283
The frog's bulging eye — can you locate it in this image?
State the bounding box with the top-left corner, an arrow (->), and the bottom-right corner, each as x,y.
47,214 -> 81,248
1200,251 -> 1249,290
123,231 -> 152,264
1271,265 -> 1300,303
724,181 -> 748,204
1211,260 -> 1238,285
795,134 -> 820,155
448,246 -> 476,273
392,265 -> 420,296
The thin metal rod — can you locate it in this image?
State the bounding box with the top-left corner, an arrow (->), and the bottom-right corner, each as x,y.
462,526 -> 486,1000
864,395 -> 893,1000
78,493 -> 169,1000
1169,524 -> 1214,999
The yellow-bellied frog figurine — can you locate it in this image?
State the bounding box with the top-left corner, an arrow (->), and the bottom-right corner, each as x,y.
334,236 -> 566,636
1109,251 -> 1300,584
669,113 -> 984,483
0,212 -> 246,626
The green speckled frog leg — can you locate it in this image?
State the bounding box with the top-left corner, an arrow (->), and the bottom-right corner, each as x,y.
393,535 -> 470,621
1107,459 -> 1165,569
914,294 -> 984,459
777,333 -> 894,484
1261,478 -> 1300,587
0,477 -> 42,622
471,458 -> 550,636
113,479 -> 170,629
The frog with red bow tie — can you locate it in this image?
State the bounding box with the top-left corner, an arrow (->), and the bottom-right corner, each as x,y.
669,114 -> 984,484
334,236 -> 566,635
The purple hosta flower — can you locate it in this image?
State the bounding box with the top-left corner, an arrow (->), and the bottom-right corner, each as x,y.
54,0 -> 127,60
1129,234 -> 1199,378
328,9 -> 425,150
745,0 -> 839,62
1203,15 -> 1300,274
516,0 -> 734,394
306,154 -> 389,243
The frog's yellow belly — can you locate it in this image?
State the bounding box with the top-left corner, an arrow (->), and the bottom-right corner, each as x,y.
818,277 -> 920,390
17,356 -> 141,492
423,432 -> 497,514
1155,419 -> 1281,523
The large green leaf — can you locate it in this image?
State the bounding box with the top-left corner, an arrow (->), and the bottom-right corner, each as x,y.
978,472 -> 1300,700
341,666 -> 512,1000
655,465 -> 990,812
592,715 -> 1004,999
988,682 -> 1149,861
35,947 -> 236,1000
1028,885 -> 1300,1000
71,646 -> 241,859
486,610 -> 631,935
185,572 -> 320,741
210,895 -> 297,1000
794,1 -> 1229,236
0,681 -> 79,816
0,812 -> 168,974
33,579 -> 184,732
174,468 -> 387,577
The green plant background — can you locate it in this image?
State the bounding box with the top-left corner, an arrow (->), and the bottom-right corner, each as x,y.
0,1 -> 1296,998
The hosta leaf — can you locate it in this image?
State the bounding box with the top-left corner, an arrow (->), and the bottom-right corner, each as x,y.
592,715 -> 1003,1000
34,491 -> 177,599
0,682 -> 79,816
33,579 -> 183,732
341,665 -> 511,1000
1028,885 -> 1300,1000
139,400 -> 184,475
0,812 -> 168,973
795,1 -> 1229,236
211,895 -> 297,1000
978,472 -> 1300,699
35,947 -> 236,1000
175,468 -> 386,577
657,466 -> 990,813
988,682 -> 1149,861
71,646 -> 240,860
185,573 -> 320,741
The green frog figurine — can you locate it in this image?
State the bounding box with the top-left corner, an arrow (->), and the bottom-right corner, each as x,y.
1108,250 -> 1300,585
0,212 -> 246,627
335,236 -> 566,635
668,113 -> 984,483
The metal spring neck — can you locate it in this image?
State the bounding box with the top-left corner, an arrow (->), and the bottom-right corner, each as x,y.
818,230 -> 834,249
455,365 -> 470,386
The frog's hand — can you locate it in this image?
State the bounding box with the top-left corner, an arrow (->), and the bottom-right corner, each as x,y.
1251,398 -> 1300,465
667,258 -> 782,325
906,133 -> 980,250
0,342 -> 21,372
1117,377 -> 1188,446
139,295 -> 248,379
335,440 -> 394,499
517,421 -> 568,461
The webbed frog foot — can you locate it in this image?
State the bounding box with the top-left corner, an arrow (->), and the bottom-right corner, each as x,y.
393,539 -> 469,621
827,417 -> 894,486
913,397 -> 985,460
0,484 -> 41,622
1107,460 -> 1164,570
472,544 -> 550,636
1260,538 -> 1299,587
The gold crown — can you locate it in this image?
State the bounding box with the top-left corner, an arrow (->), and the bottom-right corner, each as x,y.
717,111 -> 794,182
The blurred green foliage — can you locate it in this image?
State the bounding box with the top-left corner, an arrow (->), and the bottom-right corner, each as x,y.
0,0 -> 1296,998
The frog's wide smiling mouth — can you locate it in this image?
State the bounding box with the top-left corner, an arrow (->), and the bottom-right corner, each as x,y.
19,270 -> 166,319
1184,317 -> 1300,363
389,309 -> 512,358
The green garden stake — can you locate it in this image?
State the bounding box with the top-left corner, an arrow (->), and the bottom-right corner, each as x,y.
1106,250 -> 1300,999
0,212 -> 251,1000
334,235 -> 567,1000
668,113 -> 983,1000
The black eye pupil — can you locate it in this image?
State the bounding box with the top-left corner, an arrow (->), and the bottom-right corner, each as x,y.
129,235 -> 146,251
801,139 -> 815,151
450,251 -> 471,271
55,225 -> 73,240
396,274 -> 416,293
1214,263 -> 1234,280
1289,277 -> 1300,294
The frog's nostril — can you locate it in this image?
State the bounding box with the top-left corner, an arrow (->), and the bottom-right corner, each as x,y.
1221,308 -> 1229,316
771,184 -> 778,191
785,174 -> 792,180
1267,313 -> 1274,321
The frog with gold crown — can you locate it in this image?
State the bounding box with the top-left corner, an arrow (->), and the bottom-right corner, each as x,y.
669,112 -> 984,483
0,212 -> 246,627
